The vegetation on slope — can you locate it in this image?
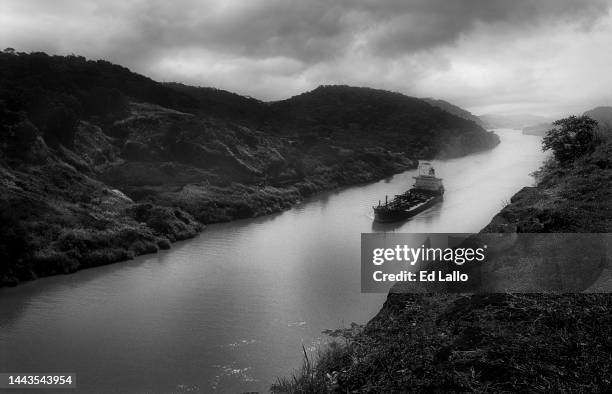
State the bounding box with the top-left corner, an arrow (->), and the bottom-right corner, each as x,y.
422,97 -> 485,127
0,123 -> 202,285
273,293 -> 612,393
584,106 -> 612,131
486,116 -> 611,233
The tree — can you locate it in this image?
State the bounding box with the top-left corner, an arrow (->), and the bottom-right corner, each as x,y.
542,115 -> 598,164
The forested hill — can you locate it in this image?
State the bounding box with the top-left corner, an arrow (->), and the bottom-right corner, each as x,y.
0,52 -> 196,127
0,51 -> 499,285
0,52 -> 498,157
270,85 -> 497,157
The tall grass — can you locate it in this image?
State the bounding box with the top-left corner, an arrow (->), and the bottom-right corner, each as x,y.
271,342 -> 348,394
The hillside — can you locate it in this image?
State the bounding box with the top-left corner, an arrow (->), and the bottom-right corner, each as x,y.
522,106 -> 612,136
0,52 -> 499,285
422,98 -> 485,127
164,82 -> 271,125
584,106 -> 612,131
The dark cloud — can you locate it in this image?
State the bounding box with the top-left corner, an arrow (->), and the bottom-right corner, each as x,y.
2,0 -> 611,113
10,0 -> 608,64
332,0 -> 609,56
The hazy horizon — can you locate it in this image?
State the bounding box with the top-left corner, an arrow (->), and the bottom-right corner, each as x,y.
3,0 -> 612,118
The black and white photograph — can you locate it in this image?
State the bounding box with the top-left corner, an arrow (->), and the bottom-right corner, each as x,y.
0,0 -> 611,392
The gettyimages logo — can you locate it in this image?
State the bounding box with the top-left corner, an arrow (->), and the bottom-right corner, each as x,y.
371,243 -> 487,266
361,233 -> 611,293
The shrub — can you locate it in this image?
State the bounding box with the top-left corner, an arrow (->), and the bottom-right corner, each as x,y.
83,248 -> 131,267
31,250 -> 79,275
543,115 -> 599,164
157,238 -> 171,250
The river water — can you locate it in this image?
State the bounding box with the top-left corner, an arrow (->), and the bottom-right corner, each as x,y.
0,130 -> 546,393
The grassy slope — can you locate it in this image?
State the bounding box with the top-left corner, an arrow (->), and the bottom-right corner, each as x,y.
274,137 -> 612,393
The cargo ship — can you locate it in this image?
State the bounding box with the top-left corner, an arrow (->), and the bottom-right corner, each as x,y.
373,162 -> 444,222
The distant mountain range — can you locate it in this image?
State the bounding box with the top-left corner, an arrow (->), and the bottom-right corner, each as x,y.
0,51 -> 499,285
522,106 -> 612,136
479,113 -> 552,129
421,99 -> 561,131
522,122 -> 554,136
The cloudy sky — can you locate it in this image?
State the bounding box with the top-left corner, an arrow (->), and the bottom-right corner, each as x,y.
2,0 -> 612,116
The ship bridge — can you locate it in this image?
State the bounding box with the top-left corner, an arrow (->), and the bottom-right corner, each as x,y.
413,162 -> 444,193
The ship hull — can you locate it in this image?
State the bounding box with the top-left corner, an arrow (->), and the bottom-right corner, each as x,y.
373,194 -> 443,223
